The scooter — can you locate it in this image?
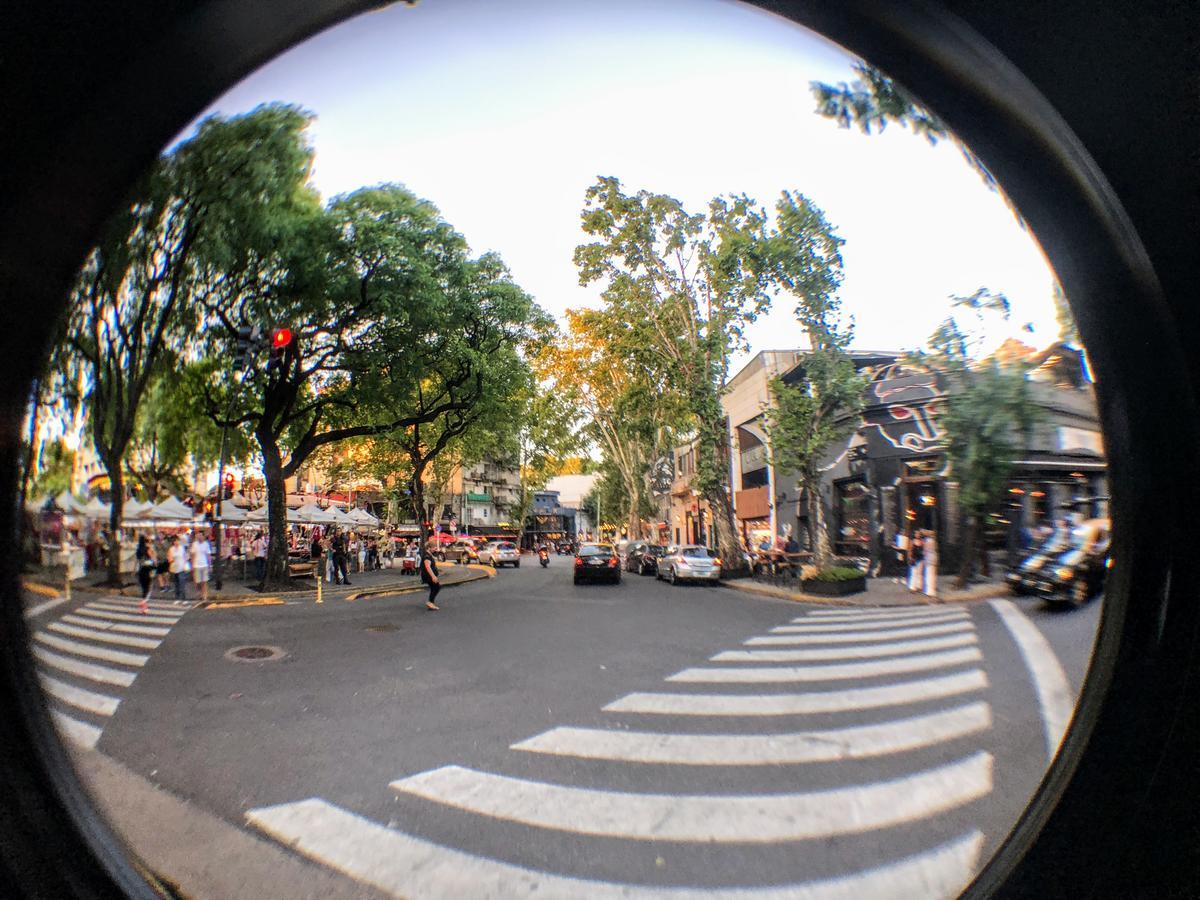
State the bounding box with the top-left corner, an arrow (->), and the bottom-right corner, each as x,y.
538,547 -> 550,568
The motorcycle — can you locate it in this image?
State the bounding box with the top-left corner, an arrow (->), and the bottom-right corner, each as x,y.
538,547 -> 550,568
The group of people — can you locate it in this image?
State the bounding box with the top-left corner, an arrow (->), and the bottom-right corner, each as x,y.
307,530 -> 387,585
134,530 -> 213,610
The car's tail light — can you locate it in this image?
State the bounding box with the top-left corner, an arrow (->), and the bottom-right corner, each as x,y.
574,556 -> 583,565
713,557 -> 722,566
608,557 -> 618,566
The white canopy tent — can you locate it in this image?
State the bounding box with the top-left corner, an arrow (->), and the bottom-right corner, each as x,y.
148,496 -> 195,521
348,507 -> 381,528
294,503 -> 337,524
55,491 -> 88,515
123,499 -> 154,519
82,497 -> 111,520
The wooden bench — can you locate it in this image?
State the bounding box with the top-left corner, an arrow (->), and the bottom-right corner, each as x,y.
288,560 -> 316,579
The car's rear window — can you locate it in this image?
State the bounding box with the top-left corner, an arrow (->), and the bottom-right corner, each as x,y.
498,542 -> 516,550
647,545 -> 666,556
580,544 -> 614,556
682,547 -> 714,558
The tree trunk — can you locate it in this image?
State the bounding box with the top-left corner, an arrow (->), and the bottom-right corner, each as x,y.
957,514 -> 978,589
105,465 -> 125,587
410,462 -> 427,552
258,432 -> 290,587
626,480 -> 641,542
805,473 -> 833,571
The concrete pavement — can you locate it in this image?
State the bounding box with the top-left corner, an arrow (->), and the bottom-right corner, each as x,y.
722,573 -> 1011,607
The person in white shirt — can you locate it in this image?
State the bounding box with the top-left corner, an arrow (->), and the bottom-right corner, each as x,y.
190,530 -> 213,601
168,536 -> 188,601
252,532 -> 267,582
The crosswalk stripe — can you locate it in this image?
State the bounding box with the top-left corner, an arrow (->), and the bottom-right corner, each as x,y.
390,752 -> 993,843
34,632 -> 149,667
32,645 -> 136,687
669,648 -> 982,683
748,621 -> 973,645
603,670 -> 990,716
39,674 -> 120,717
248,798 -> 984,898
50,710 -> 103,749
772,613 -> 968,634
74,607 -> 179,626
711,634 -> 978,663
512,702 -> 991,765
803,606 -> 965,619
85,601 -> 182,620
24,597 -> 67,619
61,614 -> 170,637
93,597 -> 184,612
48,621 -> 162,650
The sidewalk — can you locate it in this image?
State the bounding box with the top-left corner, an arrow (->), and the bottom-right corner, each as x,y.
23,561 -> 493,609
722,573 -> 1010,607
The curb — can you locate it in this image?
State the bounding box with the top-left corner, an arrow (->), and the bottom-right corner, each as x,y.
345,567 -> 491,601
720,578 -> 1012,608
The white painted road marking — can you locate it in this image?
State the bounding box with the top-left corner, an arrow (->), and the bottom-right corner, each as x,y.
32,645 -> 137,687
711,633 -> 978,662
24,596 -> 67,619
39,674 -> 121,717
94,597 -> 185,612
804,606 -> 966,619
60,614 -> 170,637
989,598 -> 1074,760
85,601 -> 182,620
775,612 -> 968,633
34,632 -> 149,667
513,702 -> 991,764
747,621 -> 974,645
603,670 -> 990,716
75,606 -> 179,626
50,710 -> 103,749
668,647 -> 982,683
390,753 -> 993,842
48,621 -> 162,650
247,798 -> 984,899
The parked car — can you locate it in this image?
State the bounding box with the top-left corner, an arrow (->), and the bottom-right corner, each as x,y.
658,545 -> 722,585
478,540 -> 521,568
441,539 -> 480,564
574,542 -> 621,585
1030,518 -> 1111,606
1006,529 -> 1074,595
625,541 -> 667,576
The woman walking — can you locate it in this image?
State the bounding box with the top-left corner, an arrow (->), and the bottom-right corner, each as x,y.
135,536 -> 155,613
907,530 -> 926,593
922,529 -> 939,599
190,528 -> 212,603
421,539 -> 441,611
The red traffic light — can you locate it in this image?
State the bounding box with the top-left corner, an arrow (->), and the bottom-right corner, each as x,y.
224,472 -> 235,488
271,327 -> 293,349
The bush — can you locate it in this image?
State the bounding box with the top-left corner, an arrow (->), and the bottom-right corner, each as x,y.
808,566 -> 865,582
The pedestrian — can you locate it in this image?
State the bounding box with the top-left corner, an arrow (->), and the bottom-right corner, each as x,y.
252,531 -> 267,582
922,529 -> 939,599
168,536 -> 188,601
154,535 -> 170,593
190,528 -> 212,602
421,539 -> 441,611
907,530 -> 926,593
135,535 -> 155,612
357,536 -> 367,573
333,534 -> 351,585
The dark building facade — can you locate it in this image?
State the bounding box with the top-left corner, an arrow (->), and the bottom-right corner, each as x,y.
522,490 -> 577,550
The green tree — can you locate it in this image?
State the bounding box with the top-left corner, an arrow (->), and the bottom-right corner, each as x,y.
507,387 -> 583,544
63,103 -> 315,585
29,439 -> 76,501
575,177 -> 775,569
913,289 -> 1041,587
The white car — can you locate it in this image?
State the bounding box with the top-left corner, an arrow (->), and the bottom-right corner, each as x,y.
478,540 -> 521,568
658,545 -> 722,584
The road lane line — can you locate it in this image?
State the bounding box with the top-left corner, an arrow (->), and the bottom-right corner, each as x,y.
513,702 -> 991,765
48,621 -> 162,650
989,598 -> 1074,760
61,614 -> 170,637
34,632 -> 149,667
668,648 -> 982,683
604,670 -> 990,716
777,614 -> 964,633
748,622 -> 973,645
39,674 -> 120,717
24,596 -> 67,619
712,634 -> 977,662
85,602 -> 182,620
93,597 -> 184,612
803,606 -> 967,619
74,607 -> 179,626
50,710 -> 103,749
32,646 -> 137,687
390,753 -> 993,843
247,798 -> 984,899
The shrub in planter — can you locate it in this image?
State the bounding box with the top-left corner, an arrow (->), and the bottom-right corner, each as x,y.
802,566 -> 867,596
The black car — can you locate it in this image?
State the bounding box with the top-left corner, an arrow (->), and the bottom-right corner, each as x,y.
1006,530 -> 1073,595
1030,519 -> 1111,606
573,542 -> 621,585
625,541 -> 667,575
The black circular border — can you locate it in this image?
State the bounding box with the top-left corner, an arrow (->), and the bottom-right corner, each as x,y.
1,2 -> 1196,897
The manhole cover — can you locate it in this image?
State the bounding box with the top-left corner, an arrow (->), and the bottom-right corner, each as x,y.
365,624 -> 400,633
225,645 -> 287,663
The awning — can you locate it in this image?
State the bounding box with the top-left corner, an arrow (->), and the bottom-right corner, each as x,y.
466,492 -> 492,503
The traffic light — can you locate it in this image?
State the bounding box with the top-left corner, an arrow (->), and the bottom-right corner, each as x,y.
223,472 -> 235,500
234,324 -> 263,370
267,327 -> 293,371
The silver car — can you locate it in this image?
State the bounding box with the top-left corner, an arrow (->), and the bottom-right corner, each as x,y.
478,540 -> 521,568
658,544 -> 722,584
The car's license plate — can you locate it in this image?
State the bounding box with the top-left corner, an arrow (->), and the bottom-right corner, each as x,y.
588,559 -> 603,566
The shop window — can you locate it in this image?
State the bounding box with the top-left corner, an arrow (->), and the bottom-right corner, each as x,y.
835,480 -> 870,555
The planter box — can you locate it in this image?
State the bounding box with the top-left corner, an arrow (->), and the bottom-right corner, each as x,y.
801,575 -> 867,596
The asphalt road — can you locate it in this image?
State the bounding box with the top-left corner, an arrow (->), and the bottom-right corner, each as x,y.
26,558 -> 1102,898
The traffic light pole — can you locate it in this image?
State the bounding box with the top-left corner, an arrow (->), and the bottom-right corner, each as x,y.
213,367 -> 248,591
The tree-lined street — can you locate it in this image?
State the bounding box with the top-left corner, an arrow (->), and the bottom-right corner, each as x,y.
26,565 -> 1099,897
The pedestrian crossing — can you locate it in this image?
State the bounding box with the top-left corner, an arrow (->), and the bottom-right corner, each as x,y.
31,596 -> 190,750
247,602 -> 999,897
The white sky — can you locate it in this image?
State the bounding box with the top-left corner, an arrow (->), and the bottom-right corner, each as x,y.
187,0 -> 1062,374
